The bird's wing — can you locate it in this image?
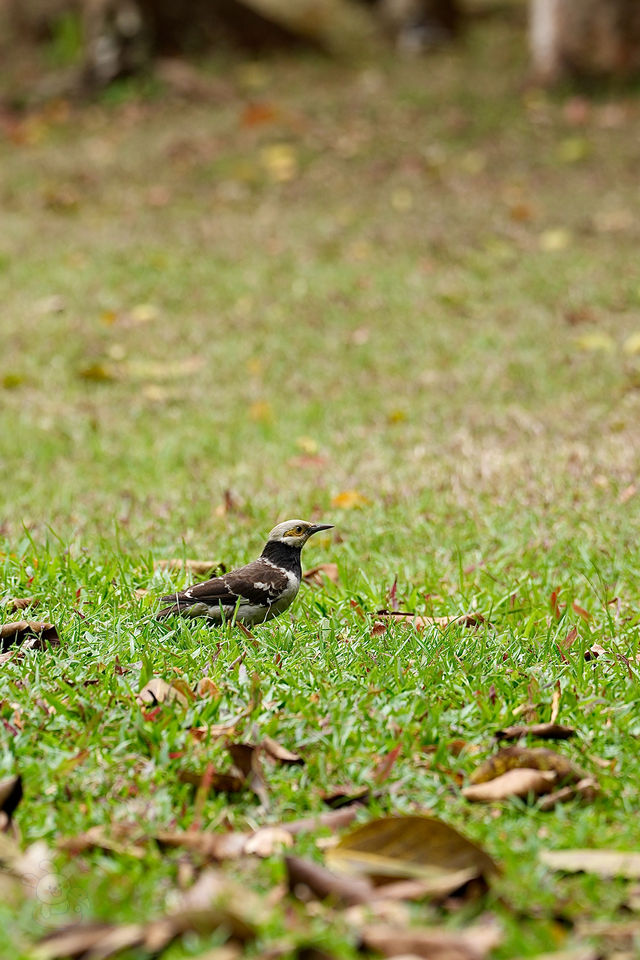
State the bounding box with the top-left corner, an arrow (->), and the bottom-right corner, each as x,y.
161,559 -> 291,609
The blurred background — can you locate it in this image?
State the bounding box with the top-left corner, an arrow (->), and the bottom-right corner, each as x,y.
1,0 -> 639,571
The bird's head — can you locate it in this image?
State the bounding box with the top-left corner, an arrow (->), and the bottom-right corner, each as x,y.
266,519 -> 333,549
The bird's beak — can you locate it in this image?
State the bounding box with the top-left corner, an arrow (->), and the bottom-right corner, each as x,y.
308,523 -> 334,536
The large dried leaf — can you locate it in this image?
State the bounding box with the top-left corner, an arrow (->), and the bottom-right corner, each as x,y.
463,768 -> 556,803
325,816 -> 497,895
357,918 -> 503,958
495,723 -> 575,742
469,747 -> 588,785
0,620 -> 59,652
540,849 -> 640,879
136,677 -> 190,708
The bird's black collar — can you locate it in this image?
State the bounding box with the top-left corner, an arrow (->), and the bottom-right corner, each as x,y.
260,541 -> 302,577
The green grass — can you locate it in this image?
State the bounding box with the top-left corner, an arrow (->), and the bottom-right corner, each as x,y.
1,13 -> 640,958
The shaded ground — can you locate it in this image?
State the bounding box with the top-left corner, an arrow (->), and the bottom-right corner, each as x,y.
1,12 -> 640,959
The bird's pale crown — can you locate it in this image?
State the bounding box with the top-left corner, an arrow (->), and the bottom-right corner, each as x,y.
267,519 -> 333,547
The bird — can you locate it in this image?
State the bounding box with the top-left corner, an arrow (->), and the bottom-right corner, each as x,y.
156,519 -> 334,626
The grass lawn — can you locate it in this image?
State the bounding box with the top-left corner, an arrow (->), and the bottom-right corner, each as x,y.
1,9 -> 640,958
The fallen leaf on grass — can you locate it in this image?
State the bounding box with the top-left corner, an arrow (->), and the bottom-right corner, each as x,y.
495,723 -> 575,742
154,559 -> 223,576
156,807 -> 361,863
2,597 -> 38,612
0,620 -> 59,652
58,824 -> 146,859
537,777 -> 599,811
136,677 -> 191,708
178,769 -> 245,794
463,768 -> 557,802
320,783 -> 371,810
584,643 -> 606,661
262,736 -> 304,765
469,747 -> 588,785
325,816 -> 497,895
227,743 -> 269,806
286,854 -> 372,905
540,849 -> 640,879
357,918 -> 502,958
37,869 -> 259,959
303,563 -> 339,586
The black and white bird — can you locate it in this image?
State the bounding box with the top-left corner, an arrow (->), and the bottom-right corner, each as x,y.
156,519 -> 334,626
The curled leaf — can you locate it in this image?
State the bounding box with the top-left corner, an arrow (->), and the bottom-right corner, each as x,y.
495,723 -> 575,742
469,747 -> 588,786
136,677 -> 190,708
325,815 -> 497,896
463,768 -> 556,803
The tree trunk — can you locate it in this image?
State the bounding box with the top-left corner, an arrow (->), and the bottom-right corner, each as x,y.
530,0 -> 640,83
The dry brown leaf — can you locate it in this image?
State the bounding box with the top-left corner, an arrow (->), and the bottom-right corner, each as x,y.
495,723 -> 575,742
156,807 -> 361,863
303,563 -> 339,586
584,643 -> 606,661
0,620 -> 59,652
136,677 -> 190,708
3,597 -> 39,612
540,849 -> 640,878
58,824 -> 146,859
537,777 -> 599,811
286,855 -> 372,905
357,917 -> 502,958
197,677 -> 220,698
262,735 -> 304,766
244,826 -> 294,858
154,558 -> 223,576
178,769 -> 245,794
283,805 -> 364,835
321,785 -> 371,808
227,743 -> 269,806
325,816 -> 497,896
469,747 -> 588,785
463,768 -> 556,803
